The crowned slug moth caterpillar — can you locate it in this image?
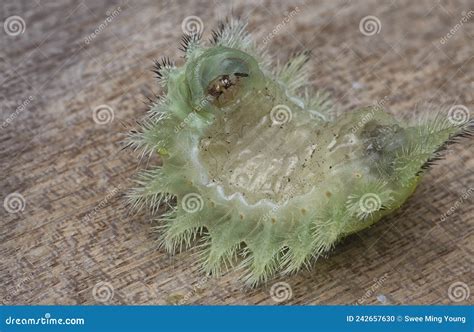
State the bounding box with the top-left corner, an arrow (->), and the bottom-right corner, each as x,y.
126,18 -> 472,286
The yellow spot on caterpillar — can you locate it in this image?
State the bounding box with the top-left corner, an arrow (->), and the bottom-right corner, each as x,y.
157,147 -> 169,156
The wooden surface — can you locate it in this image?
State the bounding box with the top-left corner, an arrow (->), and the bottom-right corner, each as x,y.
1,0 -> 473,305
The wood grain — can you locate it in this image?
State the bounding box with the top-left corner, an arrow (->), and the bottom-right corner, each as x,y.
1,0 -> 472,305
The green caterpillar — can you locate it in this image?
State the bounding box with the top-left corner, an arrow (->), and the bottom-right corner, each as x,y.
126,18 -> 472,286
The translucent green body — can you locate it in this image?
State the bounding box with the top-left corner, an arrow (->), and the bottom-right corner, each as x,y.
127,19 -> 471,285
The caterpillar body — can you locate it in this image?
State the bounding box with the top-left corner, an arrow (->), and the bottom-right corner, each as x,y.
126,18 -> 472,286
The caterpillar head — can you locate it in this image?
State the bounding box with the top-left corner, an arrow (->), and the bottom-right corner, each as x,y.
186,47 -> 262,109
127,18 -> 473,286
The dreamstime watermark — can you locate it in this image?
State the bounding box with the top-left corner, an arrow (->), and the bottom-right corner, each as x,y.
92,281 -> 114,303
356,273 -> 389,304
262,7 -> 300,44
347,191 -> 388,220
440,187 -> 473,222
84,6 -> 122,45
270,104 -> 292,125
440,11 -> 474,45
5,313 -> 85,326
350,96 -> 390,133
174,96 -> 212,133
351,108 -> 375,134
3,192 -> 26,213
181,193 -> 204,213
448,281 -> 470,302
376,294 -> 392,304
447,104 -> 470,125
92,104 -> 115,125
270,281 -> 293,303
3,15 -> 26,36
3,270 -> 35,303
178,276 -> 209,304
375,95 -> 390,109
359,15 -> 381,36
181,16 -> 203,35
81,186 -> 121,222
1,95 -> 34,129
359,193 -> 382,214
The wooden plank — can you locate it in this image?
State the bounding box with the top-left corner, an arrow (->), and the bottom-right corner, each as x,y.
1,0 -> 472,305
